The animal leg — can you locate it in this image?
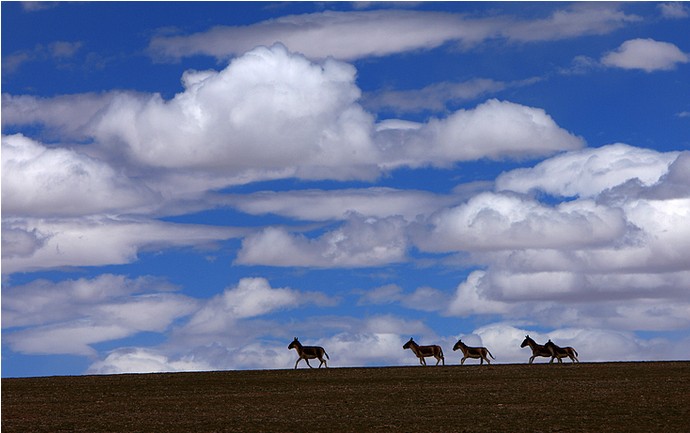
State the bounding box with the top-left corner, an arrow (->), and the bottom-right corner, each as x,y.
294,358 -> 301,369
305,358 -> 313,368
461,357 -> 466,365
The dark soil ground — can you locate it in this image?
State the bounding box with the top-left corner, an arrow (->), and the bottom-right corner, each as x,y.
3,361 -> 689,432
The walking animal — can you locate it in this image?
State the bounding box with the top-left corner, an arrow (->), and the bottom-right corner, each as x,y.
520,335 -> 554,364
403,337 -> 445,366
544,340 -> 579,364
452,339 -> 495,365
288,337 -> 329,369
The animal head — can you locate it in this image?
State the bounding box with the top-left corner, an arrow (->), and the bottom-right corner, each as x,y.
288,337 -> 299,350
453,339 -> 464,351
402,337 -> 414,349
520,335 -> 533,348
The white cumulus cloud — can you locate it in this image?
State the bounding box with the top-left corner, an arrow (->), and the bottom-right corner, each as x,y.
2,134 -> 158,217
496,143 -> 679,198
378,99 -> 584,168
601,38 -> 689,72
418,192 -> 626,252
236,216 -> 409,268
182,278 -> 335,336
91,44 -> 380,181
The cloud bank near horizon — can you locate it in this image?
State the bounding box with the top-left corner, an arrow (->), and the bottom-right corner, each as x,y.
4,142 -> 689,370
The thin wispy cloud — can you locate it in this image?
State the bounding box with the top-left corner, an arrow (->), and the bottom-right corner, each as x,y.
2,41 -> 83,74
148,4 -> 639,62
658,2 -> 689,19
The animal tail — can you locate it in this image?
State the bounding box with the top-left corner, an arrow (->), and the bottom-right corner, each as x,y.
487,350 -> 495,359
324,351 -> 330,360
573,348 -> 579,357
440,347 -> 445,358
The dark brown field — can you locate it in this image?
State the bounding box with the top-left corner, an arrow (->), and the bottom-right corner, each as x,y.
3,362 -> 690,432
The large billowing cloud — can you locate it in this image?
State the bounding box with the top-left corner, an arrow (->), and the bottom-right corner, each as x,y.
601,38 -> 689,72
2,134 -> 158,217
91,44 -> 379,181
148,5 -> 638,62
3,45 -> 583,189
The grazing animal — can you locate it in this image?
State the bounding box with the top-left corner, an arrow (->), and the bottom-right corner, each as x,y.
544,340 -> 579,364
520,335 -> 553,364
403,337 -> 445,366
452,339 -> 495,365
288,337 -> 329,369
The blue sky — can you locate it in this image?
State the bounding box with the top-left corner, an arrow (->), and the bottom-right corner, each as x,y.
2,1 -> 690,377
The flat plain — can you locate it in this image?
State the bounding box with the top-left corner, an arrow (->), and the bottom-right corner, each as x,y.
3,361 -> 689,432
